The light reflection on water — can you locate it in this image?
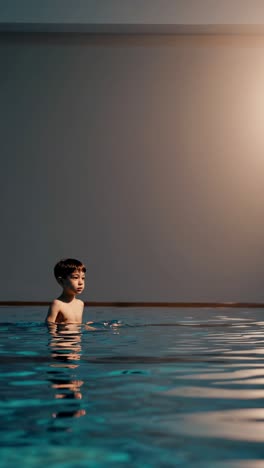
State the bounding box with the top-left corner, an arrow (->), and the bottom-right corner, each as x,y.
0,307 -> 264,466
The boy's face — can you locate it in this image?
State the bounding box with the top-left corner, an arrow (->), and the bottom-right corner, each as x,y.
60,269 -> 85,295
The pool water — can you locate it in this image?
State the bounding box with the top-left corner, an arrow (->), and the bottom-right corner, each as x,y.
1,306 -> 264,467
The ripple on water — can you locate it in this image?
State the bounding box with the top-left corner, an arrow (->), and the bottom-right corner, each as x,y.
10,380 -> 47,386
0,446 -> 131,468
165,386 -> 264,399
158,408 -> 264,443
0,371 -> 36,377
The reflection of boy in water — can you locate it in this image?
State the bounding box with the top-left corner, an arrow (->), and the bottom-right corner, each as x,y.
51,375 -> 86,419
49,323 -> 82,365
48,322 -> 86,419
46,258 -> 94,328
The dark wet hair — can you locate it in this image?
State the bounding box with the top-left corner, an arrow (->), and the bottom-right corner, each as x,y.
54,258 -> 86,280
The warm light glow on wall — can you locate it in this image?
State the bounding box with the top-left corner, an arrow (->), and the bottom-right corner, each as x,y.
239,58 -> 264,154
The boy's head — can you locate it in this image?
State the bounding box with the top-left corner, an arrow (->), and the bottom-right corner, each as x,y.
54,258 -> 86,283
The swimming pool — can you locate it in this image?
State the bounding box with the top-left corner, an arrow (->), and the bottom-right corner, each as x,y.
1,306 -> 264,467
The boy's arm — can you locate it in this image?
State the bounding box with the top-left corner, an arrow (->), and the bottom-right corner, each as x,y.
82,302 -> 96,329
46,300 -> 60,323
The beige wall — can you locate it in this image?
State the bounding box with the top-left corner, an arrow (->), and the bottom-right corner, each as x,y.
1,34 -> 264,301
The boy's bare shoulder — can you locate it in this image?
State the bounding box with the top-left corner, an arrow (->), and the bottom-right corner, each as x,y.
50,299 -> 63,308
76,299 -> 84,306
51,299 -> 60,304
46,299 -> 63,323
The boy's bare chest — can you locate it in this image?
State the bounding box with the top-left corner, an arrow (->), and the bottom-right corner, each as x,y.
60,301 -> 83,322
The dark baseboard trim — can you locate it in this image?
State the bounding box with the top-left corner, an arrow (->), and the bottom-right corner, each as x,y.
0,301 -> 264,308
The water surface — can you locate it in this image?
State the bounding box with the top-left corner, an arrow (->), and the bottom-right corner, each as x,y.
1,306 -> 264,467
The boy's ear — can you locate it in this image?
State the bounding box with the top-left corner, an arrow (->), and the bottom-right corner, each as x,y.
57,276 -> 63,285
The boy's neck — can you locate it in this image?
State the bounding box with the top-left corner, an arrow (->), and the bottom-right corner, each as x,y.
59,291 -> 76,303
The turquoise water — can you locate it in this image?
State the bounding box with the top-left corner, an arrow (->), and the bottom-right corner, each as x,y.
1,306 -> 264,467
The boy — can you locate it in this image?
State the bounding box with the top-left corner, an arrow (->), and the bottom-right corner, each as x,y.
46,258 -> 91,324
